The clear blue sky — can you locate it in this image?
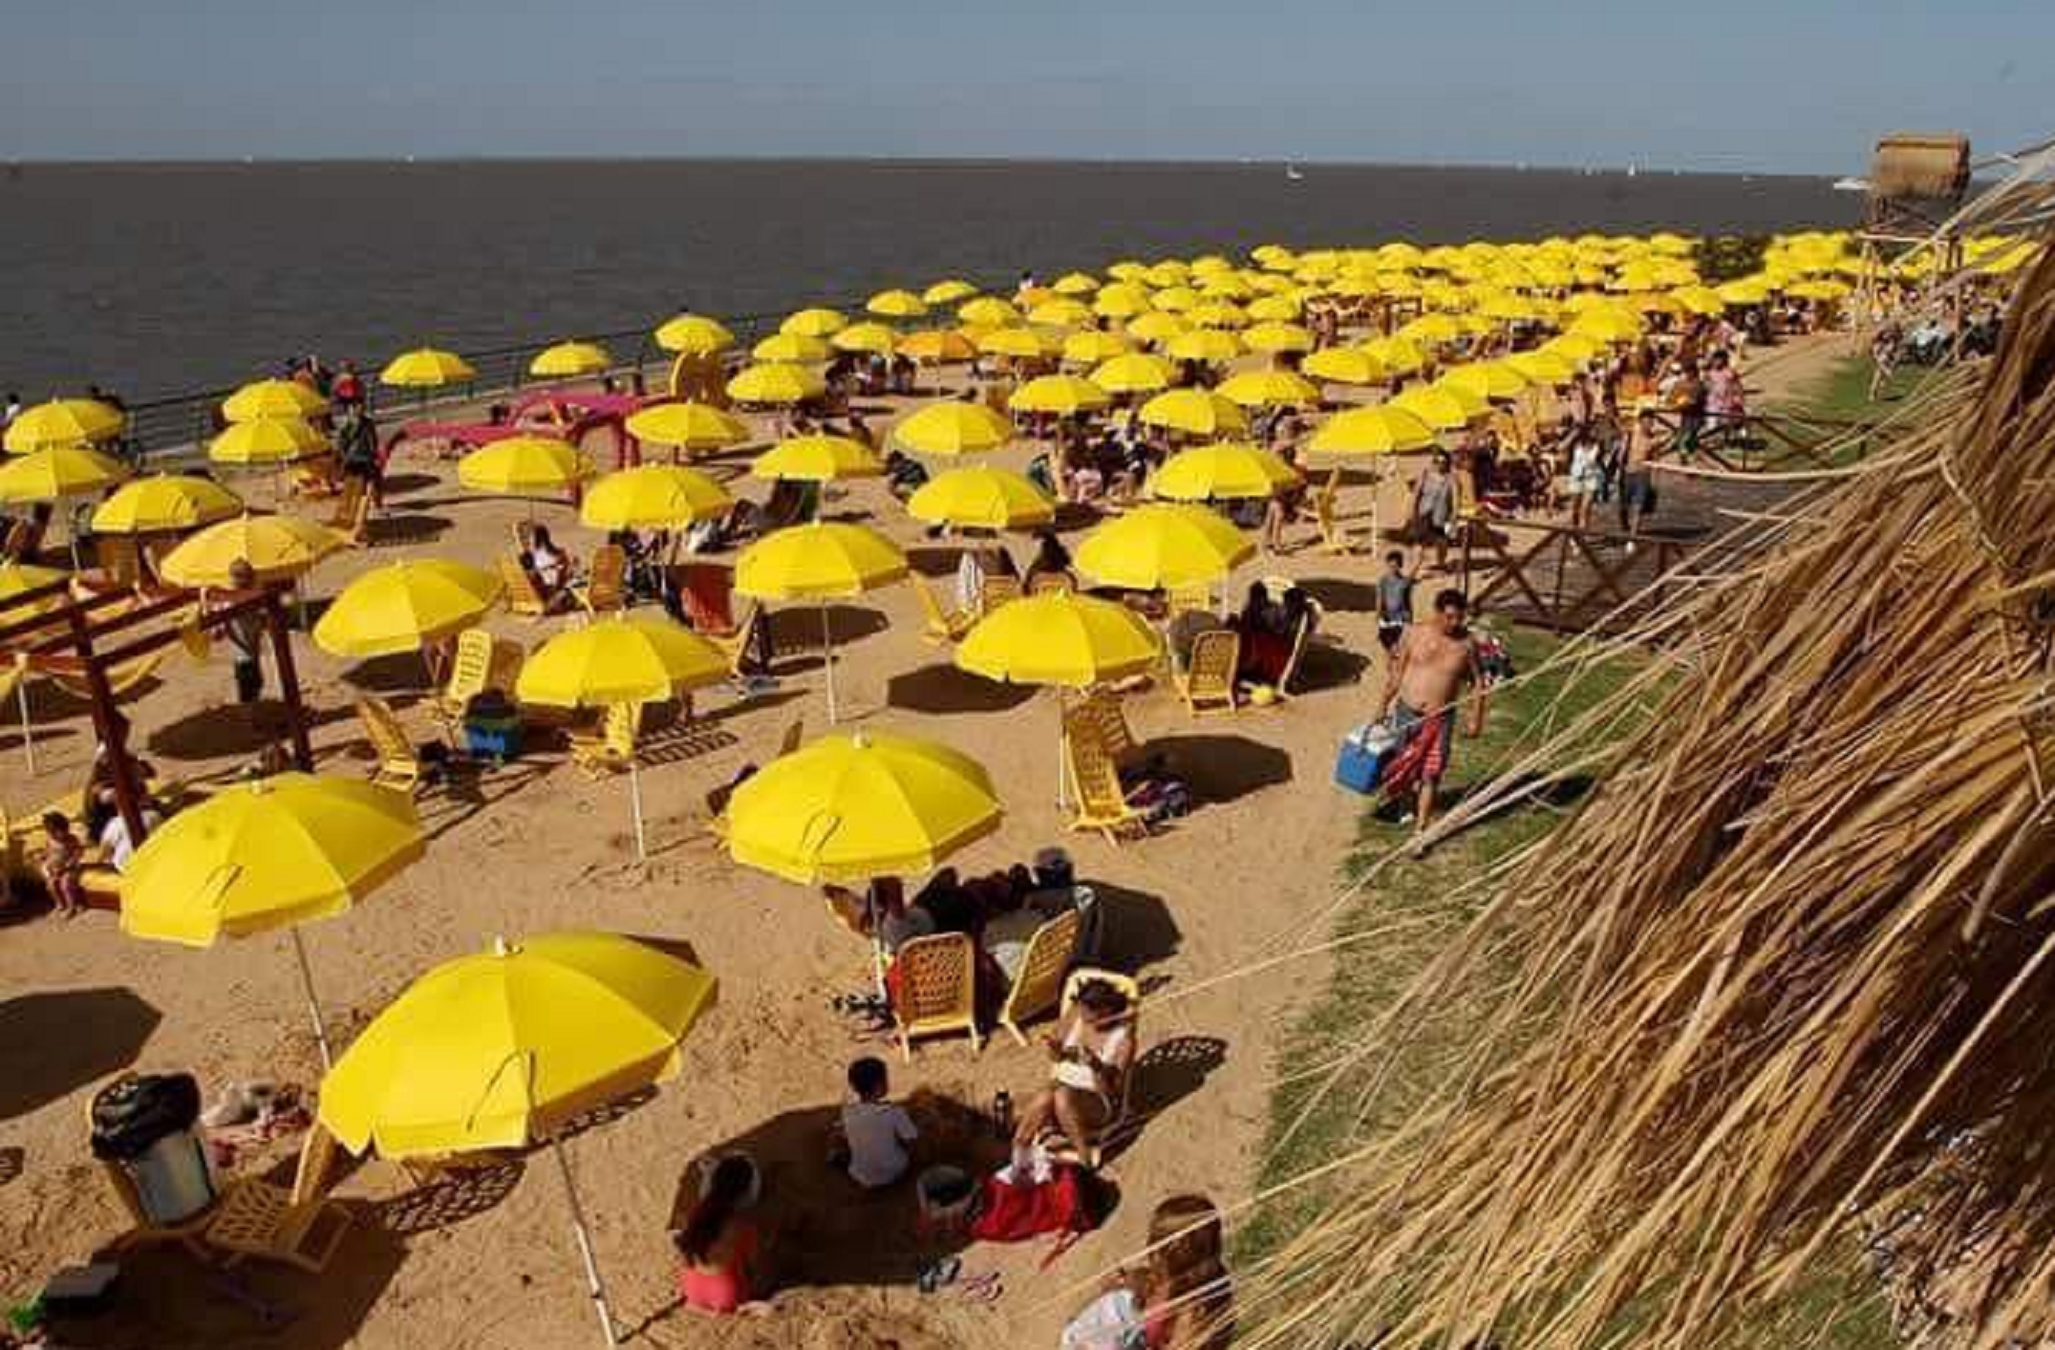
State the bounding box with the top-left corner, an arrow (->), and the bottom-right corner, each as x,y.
7,0 -> 2049,172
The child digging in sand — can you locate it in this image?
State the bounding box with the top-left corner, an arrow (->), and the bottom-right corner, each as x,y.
838,1056 -> 918,1189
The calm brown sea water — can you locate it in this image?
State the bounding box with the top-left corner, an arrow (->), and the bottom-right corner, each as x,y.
0,160 -> 1850,401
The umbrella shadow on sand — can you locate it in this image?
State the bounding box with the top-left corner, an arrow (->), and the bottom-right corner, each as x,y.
885,663 -> 1039,715
146,701 -> 354,762
0,986 -> 161,1121
1150,733 -> 1294,806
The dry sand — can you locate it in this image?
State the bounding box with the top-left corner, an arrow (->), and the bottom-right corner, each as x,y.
0,333 -> 1850,1349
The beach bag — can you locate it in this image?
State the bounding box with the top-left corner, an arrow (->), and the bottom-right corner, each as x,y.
1061,1288 -> 1147,1350
1334,722 -> 1398,795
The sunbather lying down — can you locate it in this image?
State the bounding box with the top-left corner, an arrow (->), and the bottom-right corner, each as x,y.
1012,977 -> 1135,1163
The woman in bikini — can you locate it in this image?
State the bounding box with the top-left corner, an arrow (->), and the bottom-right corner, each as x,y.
1011,978 -> 1137,1163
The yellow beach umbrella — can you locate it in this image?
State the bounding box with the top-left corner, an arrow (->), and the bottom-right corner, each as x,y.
653,313 -> 736,356
1184,302 -> 1249,330
1310,406 -> 1436,456
318,930 -> 717,1343
736,522 -> 907,720
1089,353 -> 1175,396
1787,278 -> 1852,301
1138,389 -> 1248,439
209,416 -> 329,467
624,401 -> 748,455
1061,330 -> 1133,366
580,464 -> 732,531
91,475 -> 243,534
751,435 -> 884,483
1392,383 -> 1482,431
867,289 -> 929,319
1053,272 -> 1100,296
753,331 -> 833,363
122,772 -> 426,1065
222,379 -> 326,424
1151,442 -> 1301,501
832,322 -> 900,356
1442,361 -> 1529,402
4,398 -> 124,454
893,401 -> 1013,456
0,445 -> 128,503
0,561 -> 69,619
1246,295 -> 1303,323
1150,286 -> 1200,314
781,307 -> 848,338
1399,314 -> 1466,347
1166,329 -> 1244,365
899,329 -> 979,364
159,514 -> 346,587
1094,286 -> 1155,320
1126,312 -> 1187,346
958,296 -> 1022,328
1363,335 -> 1428,376
1010,374 -> 1112,417
727,362 -> 826,405
1216,369 -> 1319,408
1569,307 -> 1644,343
923,279 -> 979,306
1506,350 -> 1578,387
1303,346 -> 1388,386
1032,299 -> 1098,329
977,326 -> 1062,360
1543,332 -> 1605,365
529,341 -> 613,378
725,730 -> 1001,883
907,466 -> 1054,532
381,347 -> 475,388
457,435 -> 593,498
1243,321 -> 1315,355
313,560 -> 503,659
1075,502 -> 1253,590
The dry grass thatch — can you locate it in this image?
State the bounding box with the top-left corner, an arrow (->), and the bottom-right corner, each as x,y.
1223,238 -> 2055,1350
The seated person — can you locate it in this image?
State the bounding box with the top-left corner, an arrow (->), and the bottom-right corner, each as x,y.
1023,531 -> 1078,593
98,796 -> 166,873
523,525 -> 573,599
822,877 -> 934,954
1231,582 -> 1312,688
1168,606 -> 1231,672
839,1056 -> 918,1190
1012,978 -> 1137,1164
882,449 -> 930,502
674,1155 -> 768,1316
39,812 -> 88,919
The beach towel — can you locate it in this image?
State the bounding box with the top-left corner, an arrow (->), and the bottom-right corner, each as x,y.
1381,706 -> 1452,801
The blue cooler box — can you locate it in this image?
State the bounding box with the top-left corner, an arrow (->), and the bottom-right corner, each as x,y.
464,715 -> 524,762
1334,723 -> 1397,794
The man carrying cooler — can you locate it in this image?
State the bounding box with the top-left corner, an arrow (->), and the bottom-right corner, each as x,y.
1379,587 -> 1489,846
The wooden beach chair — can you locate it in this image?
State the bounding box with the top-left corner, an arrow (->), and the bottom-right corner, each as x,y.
1041,969 -> 1142,1169
890,932 -> 982,1061
1063,727 -> 1151,844
353,696 -> 424,794
434,627 -> 496,729
1066,691 -> 1141,775
913,574 -> 975,645
1313,468 -> 1359,554
1175,629 -> 1241,716
575,544 -> 628,618
498,554 -> 555,618
570,702 -> 639,778
978,574 -> 1022,615
997,907 -> 1083,1046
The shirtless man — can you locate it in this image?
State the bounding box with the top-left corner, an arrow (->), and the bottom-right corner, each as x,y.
1379,587 -> 1488,842
1619,401 -> 1659,544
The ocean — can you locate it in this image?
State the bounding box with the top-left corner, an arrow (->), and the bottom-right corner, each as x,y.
0,159 -> 1851,402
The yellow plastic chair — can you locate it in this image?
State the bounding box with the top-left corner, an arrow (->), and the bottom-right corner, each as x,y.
1065,692 -> 1140,774
912,574 -> 975,645
1063,728 -> 1151,845
1313,467 -> 1358,554
997,907 -> 1083,1047
1028,571 -> 1074,596
1174,629 -> 1241,716
569,701 -> 639,778
353,696 -> 423,794
497,554 -> 553,619
575,544 -> 628,617
709,599 -> 768,677
1041,968 -> 1142,1168
1165,582 -> 1212,619
978,574 -> 1022,615
435,627 -> 496,728
890,931 -> 982,1061
201,1124 -> 352,1273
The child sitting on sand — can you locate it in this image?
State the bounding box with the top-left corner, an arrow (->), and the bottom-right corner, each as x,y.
675,1154 -> 769,1316
39,812 -> 87,919
839,1056 -> 918,1190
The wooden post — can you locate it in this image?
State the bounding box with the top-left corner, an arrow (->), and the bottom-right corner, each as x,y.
66,607 -> 147,848
264,590 -> 316,772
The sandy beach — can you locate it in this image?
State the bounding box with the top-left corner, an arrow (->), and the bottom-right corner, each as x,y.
0,332 -> 1851,1350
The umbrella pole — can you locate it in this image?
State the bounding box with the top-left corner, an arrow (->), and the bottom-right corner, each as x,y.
1054,698 -> 1068,809
288,927 -> 334,1070
551,1138 -> 620,1348
1370,464 -> 1382,562
18,673 -> 35,774
820,601 -> 838,724
628,760 -> 647,862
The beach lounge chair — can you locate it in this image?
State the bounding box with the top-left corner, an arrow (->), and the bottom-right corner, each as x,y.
353,696 -> 424,794
997,906 -> 1083,1046
979,574 -> 1022,615
1,518 -> 34,561
1313,468 -> 1359,554
913,575 -> 976,645
1165,582 -> 1212,619
291,455 -> 343,499
569,701 -> 639,778
1175,629 -> 1241,716
1065,692 -> 1140,774
434,627 -> 496,728
890,931 -> 982,1061
498,554 -> 556,619
1271,609 -> 1316,699
328,479 -> 373,546
201,1124 -> 352,1274
709,599 -> 770,677
1063,726 -> 1151,844
575,544 -> 628,618
93,535 -> 147,591
1041,968 -> 1142,1169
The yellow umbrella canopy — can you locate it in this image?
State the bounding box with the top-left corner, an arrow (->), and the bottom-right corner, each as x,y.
318,931 -> 717,1157
1166,329 -> 1245,365
1309,406 -> 1437,456
1053,272 -> 1101,296
517,617 -> 730,708
4,398 -> 124,454
1061,330 -> 1133,366
906,466 -> 1054,531
1506,350 -> 1578,387
1392,383 -> 1483,431
0,445 -> 129,503
866,289 -> 930,319
1094,285 -> 1155,320
1126,312 -> 1187,346
831,322 -> 901,356
1150,442 -> 1302,501
958,296 -> 1023,328
781,307 -> 849,338
457,435 -> 594,497
1138,388 -> 1249,439
735,521 -> 907,601
209,416 -> 330,466
727,362 -> 826,405
380,347 -> 476,388
1088,353 -> 1175,396
1242,321 -> 1316,355
1032,299 -> 1099,329
899,328 -> 979,364
1363,335 -> 1428,376
1441,360 -> 1530,402
753,331 -> 833,363
1569,307 -> 1644,343
91,475 -> 243,534
1010,374 -> 1112,417
653,313 -> 736,356
159,513 -> 347,587
1075,503 -> 1254,590
751,435 -> 885,483
976,326 -> 1063,360
922,279 -> 979,306
956,591 -> 1161,688
893,401 -> 1014,456
624,400 -> 748,453
580,464 -> 732,531
1216,369 -> 1319,408
1184,301 -> 1250,330
222,379 -> 327,424
529,340 -> 613,378
313,560 -> 503,658
725,730 -> 1002,884
1303,346 -> 1389,386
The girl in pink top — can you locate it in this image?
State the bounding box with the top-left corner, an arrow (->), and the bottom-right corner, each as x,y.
674,1157 -> 765,1315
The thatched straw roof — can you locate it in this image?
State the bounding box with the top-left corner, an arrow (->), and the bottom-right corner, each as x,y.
1871,134 -> 1972,202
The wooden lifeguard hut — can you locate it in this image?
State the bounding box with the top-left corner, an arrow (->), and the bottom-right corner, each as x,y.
1857,133 -> 1973,321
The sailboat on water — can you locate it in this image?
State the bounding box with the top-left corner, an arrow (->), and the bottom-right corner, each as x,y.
1285,164 -> 1305,182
